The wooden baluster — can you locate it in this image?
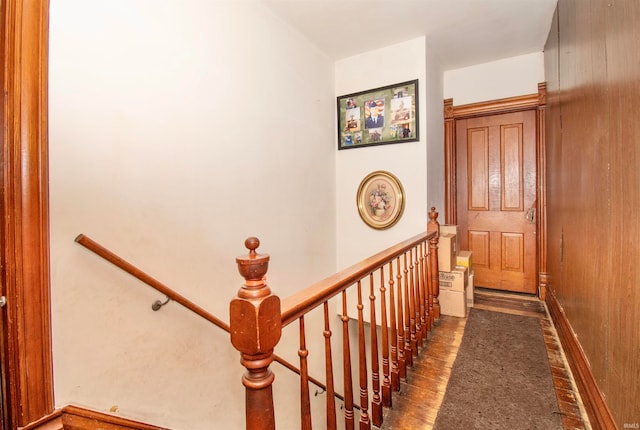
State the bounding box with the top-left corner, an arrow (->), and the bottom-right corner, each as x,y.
426,240 -> 435,329
419,241 -> 429,338
341,291 -> 355,430
402,253 -> 413,366
409,248 -> 419,356
356,281 -> 371,429
395,257 -> 407,379
379,266 -> 393,405
323,302 -> 337,430
299,316 -> 312,430
368,273 -> 382,427
414,244 -> 423,343
388,262 -> 400,392
414,244 -> 424,347
425,239 -> 433,330
230,238 -> 281,430
428,207 -> 441,319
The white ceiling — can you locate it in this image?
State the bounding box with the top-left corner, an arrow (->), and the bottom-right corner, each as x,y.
262,0 -> 558,70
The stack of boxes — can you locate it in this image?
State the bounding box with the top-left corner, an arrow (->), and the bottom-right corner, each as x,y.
457,250 -> 474,308
437,225 -> 474,317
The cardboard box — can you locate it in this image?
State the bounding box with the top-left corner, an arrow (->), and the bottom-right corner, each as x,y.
439,266 -> 468,292
467,272 -> 474,307
439,224 -> 459,255
456,250 -> 473,271
439,288 -> 467,317
438,233 -> 457,272
456,265 -> 469,285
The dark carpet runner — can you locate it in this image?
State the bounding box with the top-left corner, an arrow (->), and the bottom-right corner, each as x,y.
433,308 -> 563,429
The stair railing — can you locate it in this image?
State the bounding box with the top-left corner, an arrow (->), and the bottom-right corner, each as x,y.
230,207 -> 441,430
74,234 -> 335,397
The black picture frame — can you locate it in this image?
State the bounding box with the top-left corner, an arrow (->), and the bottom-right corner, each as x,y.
337,79 -> 419,150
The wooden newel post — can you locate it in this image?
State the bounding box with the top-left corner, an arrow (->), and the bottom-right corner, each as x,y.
230,237 -> 282,430
427,207 -> 441,319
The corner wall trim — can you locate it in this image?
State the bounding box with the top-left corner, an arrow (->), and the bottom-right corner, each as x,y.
545,290 -> 618,430
19,405 -> 169,430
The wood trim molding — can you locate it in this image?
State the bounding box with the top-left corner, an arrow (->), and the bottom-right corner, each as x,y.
443,99 -> 456,224
17,410 -> 63,430
451,92 -> 540,119
20,405 -> 169,430
443,88 -> 547,296
536,83 -> 550,299
1,0 -> 54,427
546,290 -> 617,430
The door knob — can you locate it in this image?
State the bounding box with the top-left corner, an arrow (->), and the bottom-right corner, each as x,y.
525,207 -> 536,224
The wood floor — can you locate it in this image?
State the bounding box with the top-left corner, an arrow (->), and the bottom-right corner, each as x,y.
380,288 -> 591,429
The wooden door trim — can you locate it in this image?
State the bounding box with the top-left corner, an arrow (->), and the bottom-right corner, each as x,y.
443,84 -> 548,296
447,93 -> 542,120
1,0 -> 54,427
535,84 -> 549,299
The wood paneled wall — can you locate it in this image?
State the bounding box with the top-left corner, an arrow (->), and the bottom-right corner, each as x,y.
544,1 -> 640,428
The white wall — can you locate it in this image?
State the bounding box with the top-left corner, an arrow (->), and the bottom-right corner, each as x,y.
425,40 -> 445,214
48,3 -> 539,427
48,1 -> 335,428
335,37 -> 432,269
444,52 -> 544,105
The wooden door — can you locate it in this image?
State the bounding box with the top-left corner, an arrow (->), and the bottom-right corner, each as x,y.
456,110 -> 537,294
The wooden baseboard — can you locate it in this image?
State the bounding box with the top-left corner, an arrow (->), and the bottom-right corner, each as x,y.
545,290 -> 618,430
20,405 -> 169,430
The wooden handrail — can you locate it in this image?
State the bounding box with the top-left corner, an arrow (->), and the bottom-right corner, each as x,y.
231,207 -> 441,429
75,234 -> 230,331
74,233 -> 335,396
281,230 -> 437,327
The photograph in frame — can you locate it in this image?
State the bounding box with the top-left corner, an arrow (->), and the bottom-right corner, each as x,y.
337,80 -> 419,150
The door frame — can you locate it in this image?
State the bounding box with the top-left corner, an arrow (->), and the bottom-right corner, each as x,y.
443,83 -> 549,298
1,0 -> 54,428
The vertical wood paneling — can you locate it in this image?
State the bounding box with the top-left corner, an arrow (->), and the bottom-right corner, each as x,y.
545,0 -> 640,427
546,0 -> 611,398
544,7 -> 563,306
467,128 -> 489,210
500,124 -> 524,211
604,0 -> 640,425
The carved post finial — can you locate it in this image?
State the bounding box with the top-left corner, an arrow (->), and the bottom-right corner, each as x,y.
231,237 -> 281,430
427,207 -> 440,236
245,236 -> 260,255
236,237 -> 270,293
